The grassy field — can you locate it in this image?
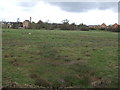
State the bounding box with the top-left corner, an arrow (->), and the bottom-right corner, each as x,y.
2,29 -> 118,88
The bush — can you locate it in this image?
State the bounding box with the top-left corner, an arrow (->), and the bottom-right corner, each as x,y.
51,80 -> 61,89
80,26 -> 89,31
89,28 -> 96,30
107,27 -> 119,32
100,28 -> 106,30
34,78 -> 51,87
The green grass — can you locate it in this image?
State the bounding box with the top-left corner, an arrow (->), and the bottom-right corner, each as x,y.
2,29 -> 118,88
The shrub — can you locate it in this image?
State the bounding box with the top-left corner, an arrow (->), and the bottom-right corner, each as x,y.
51,80 -> 61,89
34,78 -> 51,87
80,26 -> 89,31
107,27 -> 119,32
100,28 -> 106,30
89,28 -> 96,30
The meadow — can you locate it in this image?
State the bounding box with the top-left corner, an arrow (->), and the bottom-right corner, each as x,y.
2,29 -> 119,88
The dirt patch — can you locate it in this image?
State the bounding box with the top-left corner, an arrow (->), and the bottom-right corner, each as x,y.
4,81 -> 21,88
64,60 -> 87,65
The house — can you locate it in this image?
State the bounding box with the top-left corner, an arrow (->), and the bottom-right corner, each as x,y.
23,20 -> 31,29
112,23 -> 118,28
1,22 -> 7,28
1,22 -> 14,28
100,23 -> 107,28
6,22 -> 12,28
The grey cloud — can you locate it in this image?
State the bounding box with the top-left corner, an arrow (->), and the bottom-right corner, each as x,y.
18,0 -> 39,8
19,2 -> 36,7
17,0 -> 40,11
49,2 -> 118,13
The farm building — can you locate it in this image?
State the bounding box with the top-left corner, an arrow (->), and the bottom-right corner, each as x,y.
1,22 -> 23,29
1,22 -> 14,28
23,20 -> 31,29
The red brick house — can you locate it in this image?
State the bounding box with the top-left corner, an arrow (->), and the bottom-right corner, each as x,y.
112,23 -> 118,28
100,23 -> 107,28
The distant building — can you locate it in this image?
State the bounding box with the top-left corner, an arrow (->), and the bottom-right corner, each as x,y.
100,23 -> 107,28
5,22 -> 12,28
23,17 -> 32,29
112,23 -> 118,28
1,22 -> 14,28
1,21 -> 23,29
23,20 -> 30,29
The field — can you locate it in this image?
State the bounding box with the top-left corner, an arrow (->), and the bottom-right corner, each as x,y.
2,29 -> 118,88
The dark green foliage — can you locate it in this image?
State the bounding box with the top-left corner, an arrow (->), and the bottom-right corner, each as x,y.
34,78 -> 51,87
89,28 -> 96,30
69,23 -> 77,30
99,28 -> 106,31
80,26 -> 89,31
2,19 -> 119,32
12,23 -> 19,29
30,22 -> 36,29
78,24 -> 89,31
60,23 -> 70,30
28,19 -> 84,31
107,26 -> 119,32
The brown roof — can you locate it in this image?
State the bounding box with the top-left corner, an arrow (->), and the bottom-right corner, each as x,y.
113,23 -> 118,28
100,23 -> 107,28
23,20 -> 30,23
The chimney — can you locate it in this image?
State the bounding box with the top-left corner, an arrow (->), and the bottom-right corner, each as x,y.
30,17 -> 31,23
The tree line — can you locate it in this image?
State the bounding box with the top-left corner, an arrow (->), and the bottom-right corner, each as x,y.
2,19 -> 120,32
28,19 -> 120,32
28,19 -> 89,31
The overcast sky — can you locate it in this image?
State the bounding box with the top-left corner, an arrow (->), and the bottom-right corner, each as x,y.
0,0 -> 119,25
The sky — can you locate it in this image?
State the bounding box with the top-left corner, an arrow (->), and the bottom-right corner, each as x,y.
0,0 -> 119,25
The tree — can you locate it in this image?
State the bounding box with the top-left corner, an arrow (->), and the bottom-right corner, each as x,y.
107,25 -> 119,32
60,19 -> 70,30
78,23 -> 89,31
12,22 -> 19,29
30,22 -> 37,29
69,23 -> 77,30
37,20 -> 45,29
62,19 -> 69,24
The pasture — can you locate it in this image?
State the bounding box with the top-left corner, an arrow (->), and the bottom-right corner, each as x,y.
2,29 -> 118,88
